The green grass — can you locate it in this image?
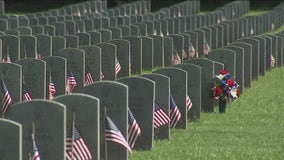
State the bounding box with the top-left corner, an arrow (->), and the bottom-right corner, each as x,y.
266,24 -> 284,35
130,68 -> 284,160
243,10 -> 269,17
5,6 -> 284,159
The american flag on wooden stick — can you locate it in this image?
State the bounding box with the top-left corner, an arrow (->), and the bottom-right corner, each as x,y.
115,57 -> 122,76
66,69 -> 78,94
100,71 -> 105,80
105,116 -> 132,152
169,95 -> 181,128
172,52 -> 181,65
270,54 -> 275,68
66,125 -> 92,160
186,94 -> 193,113
1,77 -> 12,115
31,132 -> 41,160
6,55 -> 11,63
128,109 -> 141,148
22,83 -> 32,101
250,28 -> 254,35
182,49 -> 188,59
188,43 -> 196,58
203,40 -> 211,55
49,78 -> 56,100
154,101 -> 170,129
85,65 -> 94,85
2,55 -> 11,63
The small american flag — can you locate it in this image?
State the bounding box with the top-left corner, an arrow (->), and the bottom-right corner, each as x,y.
66,125 -> 92,160
100,71 -> 105,80
128,109 -> 141,148
2,55 -> 11,63
115,57 -> 122,76
172,52 -> 181,65
105,116 -> 132,152
77,11 -> 81,17
22,83 -> 32,101
271,23 -> 275,31
154,101 -> 170,129
1,77 -> 12,115
6,55 -> 11,63
178,11 -> 181,17
250,28 -> 254,35
85,65 -> 94,85
186,94 -> 193,113
222,16 -> 226,22
203,40 -> 211,55
36,48 -> 42,59
31,133 -> 41,160
182,49 -> 188,59
169,95 -> 181,128
66,69 -> 78,94
270,54 -> 275,68
153,30 -> 157,35
35,53 -> 41,59
217,18 -> 221,24
188,43 -> 196,58
49,78 -> 56,100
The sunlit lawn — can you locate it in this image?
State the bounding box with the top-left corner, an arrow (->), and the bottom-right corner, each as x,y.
130,9 -> 284,160
130,67 -> 284,160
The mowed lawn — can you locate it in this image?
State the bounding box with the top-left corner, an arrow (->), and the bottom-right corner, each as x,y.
130,67 -> 284,160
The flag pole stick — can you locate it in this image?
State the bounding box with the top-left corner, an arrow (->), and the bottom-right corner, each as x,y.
49,69 -> 52,100
32,122 -> 35,136
104,105 -> 107,160
29,153 -> 32,160
71,112 -> 76,160
31,122 -> 35,160
7,45 -> 9,60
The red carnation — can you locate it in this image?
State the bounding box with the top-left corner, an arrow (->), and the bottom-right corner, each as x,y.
214,86 -> 223,97
227,79 -> 235,87
236,89 -> 241,97
219,70 -> 229,75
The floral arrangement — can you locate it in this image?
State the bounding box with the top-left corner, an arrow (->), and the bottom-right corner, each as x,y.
213,70 -> 241,100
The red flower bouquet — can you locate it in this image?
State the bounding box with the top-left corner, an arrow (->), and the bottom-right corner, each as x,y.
213,70 -> 240,100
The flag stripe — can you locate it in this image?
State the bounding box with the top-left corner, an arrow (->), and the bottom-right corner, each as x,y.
22,84 -> 32,101
186,95 -> 193,113
49,80 -> 56,100
105,116 -> 132,152
169,95 -> 181,128
203,40 -> 211,55
172,53 -> 181,65
66,125 -> 92,160
106,130 -> 132,151
128,109 -> 141,148
115,57 -> 122,76
1,78 -> 12,115
85,72 -> 94,85
66,70 -> 78,94
154,102 -> 170,129
2,92 -> 12,114
170,107 -> 181,128
85,66 -> 95,85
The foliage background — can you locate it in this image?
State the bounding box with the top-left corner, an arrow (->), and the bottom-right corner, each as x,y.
4,0 -> 282,13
